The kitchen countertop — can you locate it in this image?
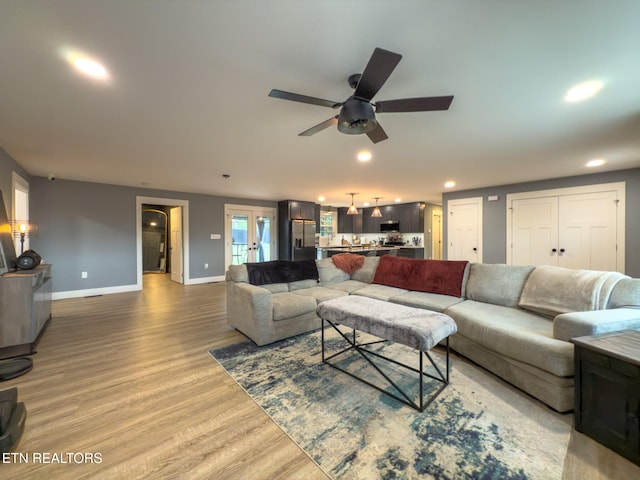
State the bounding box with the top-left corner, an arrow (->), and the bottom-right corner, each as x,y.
318,245 -> 423,250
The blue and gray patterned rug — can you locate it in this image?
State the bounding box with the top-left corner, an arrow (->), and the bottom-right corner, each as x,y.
210,328 -> 571,479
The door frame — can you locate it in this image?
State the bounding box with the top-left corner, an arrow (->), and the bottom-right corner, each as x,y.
224,204 -> 277,270
506,182 -> 625,271
431,208 -> 443,260
136,196 -> 189,288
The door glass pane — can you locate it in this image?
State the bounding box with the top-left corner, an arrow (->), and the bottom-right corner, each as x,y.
256,215 -> 271,262
231,214 -> 248,265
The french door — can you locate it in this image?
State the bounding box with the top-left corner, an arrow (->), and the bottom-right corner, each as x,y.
224,205 -> 276,270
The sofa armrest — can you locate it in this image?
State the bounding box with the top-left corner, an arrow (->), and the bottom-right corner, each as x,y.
553,308 -> 640,342
226,281 -> 274,341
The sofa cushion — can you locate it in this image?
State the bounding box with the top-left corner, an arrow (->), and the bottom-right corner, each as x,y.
316,258 -> 350,285
445,300 -> 573,377
389,291 -> 464,313
289,279 -> 319,291
465,263 -> 535,308
351,256 -> 380,283
263,283 -> 289,294
271,292 -> 317,321
352,284 -> 409,301
608,278 -> 640,309
373,256 -> 468,297
326,280 -> 369,294
293,286 -> 348,303
228,264 -> 249,283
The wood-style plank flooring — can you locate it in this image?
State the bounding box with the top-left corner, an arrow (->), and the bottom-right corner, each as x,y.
1,274 -> 329,479
2,274 -> 639,479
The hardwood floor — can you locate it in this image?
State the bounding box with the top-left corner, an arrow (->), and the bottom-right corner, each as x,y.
1,274 -> 330,479
2,274 -> 639,479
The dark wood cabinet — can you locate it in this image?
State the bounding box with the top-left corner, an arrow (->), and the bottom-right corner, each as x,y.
361,207 -> 382,233
0,264 -> 52,359
397,202 -> 425,233
397,247 -> 425,258
337,208 -> 362,234
281,200 -> 316,220
572,330 -> 640,466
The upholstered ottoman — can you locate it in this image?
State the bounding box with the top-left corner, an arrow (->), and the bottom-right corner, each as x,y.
316,296 -> 457,411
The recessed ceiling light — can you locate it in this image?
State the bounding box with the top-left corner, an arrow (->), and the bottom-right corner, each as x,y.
61,48 -> 110,81
318,196 -> 325,202
444,181 -> 456,188
564,81 -> 603,102
73,57 -> 108,79
357,151 -> 372,162
586,158 -> 606,168
394,198 -> 402,203
363,202 -> 370,207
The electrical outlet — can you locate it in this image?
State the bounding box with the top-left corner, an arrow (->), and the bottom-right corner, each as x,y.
204,263 -> 209,269
81,271 -> 88,279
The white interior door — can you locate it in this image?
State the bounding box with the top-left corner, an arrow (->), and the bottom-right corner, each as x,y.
447,198 -> 482,262
558,191 -> 618,271
170,206 -> 183,284
510,196 -> 559,266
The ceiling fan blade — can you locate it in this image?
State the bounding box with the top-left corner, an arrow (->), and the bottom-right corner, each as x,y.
366,123 -> 388,144
375,95 -> 454,113
269,89 -> 341,108
298,116 -> 339,136
353,48 -> 402,102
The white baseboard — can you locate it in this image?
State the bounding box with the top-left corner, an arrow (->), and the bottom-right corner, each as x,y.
53,284 -> 141,300
52,276 -> 226,300
186,275 -> 226,284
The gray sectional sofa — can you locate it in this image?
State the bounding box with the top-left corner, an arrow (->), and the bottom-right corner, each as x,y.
226,255 -> 640,412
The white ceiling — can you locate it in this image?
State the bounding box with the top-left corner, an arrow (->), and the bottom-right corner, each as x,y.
1,1 -> 640,207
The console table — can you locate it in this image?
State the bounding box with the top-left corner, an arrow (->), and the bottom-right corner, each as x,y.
0,264 -> 52,359
572,329 -> 640,466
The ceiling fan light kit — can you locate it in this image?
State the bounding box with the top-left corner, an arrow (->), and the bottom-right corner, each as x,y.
269,47 -> 454,144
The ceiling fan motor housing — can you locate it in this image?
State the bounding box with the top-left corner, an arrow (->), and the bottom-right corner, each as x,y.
338,98 -> 377,134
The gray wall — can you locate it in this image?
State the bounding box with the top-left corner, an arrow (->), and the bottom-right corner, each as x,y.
442,168 -> 640,276
28,176 -> 275,293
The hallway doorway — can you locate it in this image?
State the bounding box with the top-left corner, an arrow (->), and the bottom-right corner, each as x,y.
136,196 -> 189,289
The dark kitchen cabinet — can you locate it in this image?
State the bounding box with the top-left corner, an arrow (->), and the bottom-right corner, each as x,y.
337,208 -> 362,234
362,207 -> 382,233
281,200 -> 316,221
399,202 -> 425,233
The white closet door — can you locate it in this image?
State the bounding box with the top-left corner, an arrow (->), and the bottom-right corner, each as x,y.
447,198 -> 482,262
558,191 -> 618,271
510,196 -> 559,266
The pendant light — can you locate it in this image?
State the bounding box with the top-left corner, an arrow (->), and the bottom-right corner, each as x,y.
371,197 -> 383,217
347,193 -> 359,215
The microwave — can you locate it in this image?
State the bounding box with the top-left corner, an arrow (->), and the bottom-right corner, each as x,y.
380,221 -> 400,232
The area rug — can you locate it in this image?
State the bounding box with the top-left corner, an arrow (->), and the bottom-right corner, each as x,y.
209,328 -> 572,479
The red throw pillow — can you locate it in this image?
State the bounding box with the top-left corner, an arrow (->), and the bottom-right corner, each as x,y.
372,255 -> 468,297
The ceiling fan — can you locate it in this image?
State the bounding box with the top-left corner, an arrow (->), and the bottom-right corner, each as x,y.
268,47 -> 454,144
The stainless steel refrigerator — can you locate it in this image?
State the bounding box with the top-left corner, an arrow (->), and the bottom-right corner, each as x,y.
291,219 -> 316,261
